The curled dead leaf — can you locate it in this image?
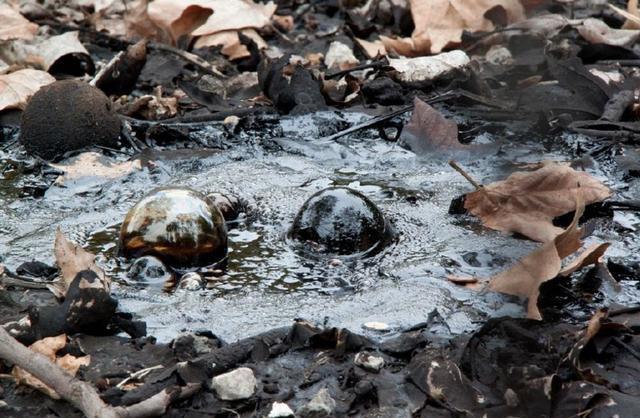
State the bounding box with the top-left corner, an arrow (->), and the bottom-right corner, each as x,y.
489,193 -> 586,320
382,0 -> 525,56
12,334 -> 91,399
0,3 -> 38,41
145,0 -> 276,44
463,163 -> 611,242
0,69 -> 56,112
400,97 -> 496,157
50,152 -> 142,186
578,18 -> 640,47
53,228 -> 110,296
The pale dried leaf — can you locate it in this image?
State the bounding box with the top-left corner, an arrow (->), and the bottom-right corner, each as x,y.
464,163 -> 611,242
0,69 -> 55,112
355,38 -> 386,59
0,3 -> 38,41
447,274 -> 482,290
51,152 -> 142,186
53,228 -> 109,295
578,18 -> 640,47
401,97 -> 461,153
12,334 -> 91,400
612,0 -> 640,30
509,13 -> 568,37
489,195 -> 585,320
385,0 -> 525,56
145,0 -> 276,43
559,242 -> 611,277
37,31 -> 91,70
191,0 -> 276,36
194,29 -> 266,60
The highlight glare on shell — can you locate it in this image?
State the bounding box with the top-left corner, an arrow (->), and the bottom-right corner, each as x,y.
119,187 -> 228,267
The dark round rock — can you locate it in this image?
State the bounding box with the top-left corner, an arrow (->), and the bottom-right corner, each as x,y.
290,187 -> 391,256
119,187 -> 228,268
20,80 -> 121,160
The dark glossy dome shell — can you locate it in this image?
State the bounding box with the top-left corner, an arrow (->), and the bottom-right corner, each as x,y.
290,186 -> 390,256
119,187 -> 228,267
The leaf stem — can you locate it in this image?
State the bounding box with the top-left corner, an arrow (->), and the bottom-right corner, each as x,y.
449,160 -> 482,190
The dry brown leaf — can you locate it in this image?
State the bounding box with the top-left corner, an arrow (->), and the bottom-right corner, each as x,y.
400,97 -> 495,157
464,163 -> 611,242
0,69 -> 55,112
578,18 -> 640,47
190,0 -> 276,36
489,194 -> 585,320
145,0 -> 276,43
194,29 -> 267,60
124,0 -> 170,42
559,242 -> 611,277
382,0 -> 525,56
0,3 -> 38,41
51,152 -> 142,186
1,31 -> 91,71
447,274 -> 482,290
355,38 -> 386,59
400,97 -> 461,153
272,14 -> 294,32
12,334 -> 91,399
53,228 -> 110,295
614,0 -> 640,30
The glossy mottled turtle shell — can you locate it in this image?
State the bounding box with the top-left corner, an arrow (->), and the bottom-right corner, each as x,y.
119,187 -> 228,267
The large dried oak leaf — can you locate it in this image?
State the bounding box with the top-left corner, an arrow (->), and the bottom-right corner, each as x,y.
12,334 -> 91,399
0,69 -> 55,112
464,163 -> 611,242
382,0 -> 525,56
489,195 -> 586,320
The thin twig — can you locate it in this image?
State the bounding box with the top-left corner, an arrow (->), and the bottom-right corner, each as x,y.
0,326 -> 202,417
448,160 -> 482,190
149,43 -> 225,78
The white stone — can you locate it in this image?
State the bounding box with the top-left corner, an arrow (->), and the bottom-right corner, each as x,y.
388,50 -> 470,85
297,388 -> 336,417
268,401 -> 295,417
362,321 -> 390,332
354,352 -> 385,372
212,367 -> 256,401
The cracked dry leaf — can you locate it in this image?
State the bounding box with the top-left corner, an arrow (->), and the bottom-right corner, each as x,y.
144,0 -> 276,44
401,97 -> 497,157
382,0 -> 525,56
0,69 -> 56,112
53,228 -> 110,296
51,152 -> 142,186
12,334 -> 91,399
489,194 -> 586,320
0,3 -> 38,41
578,18 -> 640,47
464,163 -> 611,242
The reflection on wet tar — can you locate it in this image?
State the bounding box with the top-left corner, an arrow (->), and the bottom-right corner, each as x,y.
1,112 -> 639,341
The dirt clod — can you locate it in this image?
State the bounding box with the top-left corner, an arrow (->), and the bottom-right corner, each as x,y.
19,80 -> 121,160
